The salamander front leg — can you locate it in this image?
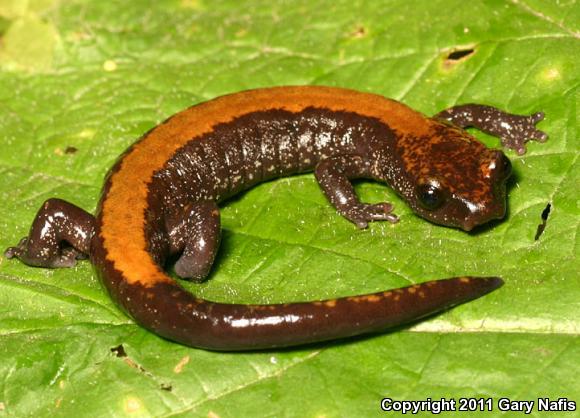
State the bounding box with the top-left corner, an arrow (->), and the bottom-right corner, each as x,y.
167,201 -> 221,282
315,154 -> 399,229
435,104 -> 548,155
4,198 -> 95,268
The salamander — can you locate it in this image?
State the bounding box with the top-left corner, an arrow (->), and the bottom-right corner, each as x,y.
4,86 -> 548,351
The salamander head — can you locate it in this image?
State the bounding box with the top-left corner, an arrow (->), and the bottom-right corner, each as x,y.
395,121 -> 512,231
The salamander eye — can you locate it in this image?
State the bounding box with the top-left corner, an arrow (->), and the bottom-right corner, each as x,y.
416,182 -> 445,211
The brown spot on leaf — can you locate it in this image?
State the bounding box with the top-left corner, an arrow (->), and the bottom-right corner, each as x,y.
349,25 -> 367,39
174,355 -> 190,373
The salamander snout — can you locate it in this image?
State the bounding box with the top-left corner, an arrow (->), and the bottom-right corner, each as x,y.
460,199 -> 506,231
459,150 -> 511,231
452,190 -> 507,232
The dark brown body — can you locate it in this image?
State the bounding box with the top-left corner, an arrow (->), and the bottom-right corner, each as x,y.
6,86 -> 548,350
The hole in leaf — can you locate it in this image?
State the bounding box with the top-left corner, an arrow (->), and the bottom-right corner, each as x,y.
442,46 -> 476,70
534,203 -> 551,240
111,344 -> 127,358
541,203 -> 552,221
447,48 -> 474,60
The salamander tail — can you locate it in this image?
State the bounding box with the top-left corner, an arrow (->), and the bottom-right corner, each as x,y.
101,273 -> 503,351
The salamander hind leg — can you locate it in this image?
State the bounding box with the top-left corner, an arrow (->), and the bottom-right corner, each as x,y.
4,198 -> 95,268
435,104 -> 548,155
315,154 -> 399,229
166,200 -> 221,282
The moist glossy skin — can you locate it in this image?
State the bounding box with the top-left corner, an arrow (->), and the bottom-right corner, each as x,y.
5,86 -> 548,351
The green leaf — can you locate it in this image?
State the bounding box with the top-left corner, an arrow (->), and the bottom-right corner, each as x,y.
0,0 -> 577,417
